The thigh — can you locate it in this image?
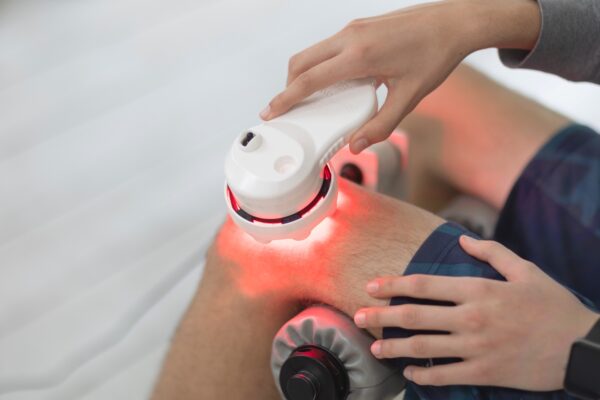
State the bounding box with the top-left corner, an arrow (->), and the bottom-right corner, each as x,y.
494,124 -> 600,307
385,222 -> 577,400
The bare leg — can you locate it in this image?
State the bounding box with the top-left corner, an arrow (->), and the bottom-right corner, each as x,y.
152,179 -> 444,399
402,64 -> 569,210
401,114 -> 459,212
153,66 -> 569,399
152,248 -> 301,400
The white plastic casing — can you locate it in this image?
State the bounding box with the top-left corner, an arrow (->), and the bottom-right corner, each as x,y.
225,79 -> 377,243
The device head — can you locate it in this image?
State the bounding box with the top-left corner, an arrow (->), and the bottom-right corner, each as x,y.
224,79 -> 377,243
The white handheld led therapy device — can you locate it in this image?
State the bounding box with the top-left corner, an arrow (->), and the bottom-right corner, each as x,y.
225,79 -> 378,243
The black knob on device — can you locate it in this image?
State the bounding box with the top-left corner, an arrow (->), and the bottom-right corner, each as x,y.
280,345 -> 350,400
340,163 -> 364,185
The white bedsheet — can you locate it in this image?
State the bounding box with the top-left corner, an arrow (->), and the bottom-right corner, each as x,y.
0,1 -> 598,399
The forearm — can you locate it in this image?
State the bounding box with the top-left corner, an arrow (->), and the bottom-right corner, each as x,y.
455,0 -> 541,53
455,0 -> 600,84
499,0 -> 600,84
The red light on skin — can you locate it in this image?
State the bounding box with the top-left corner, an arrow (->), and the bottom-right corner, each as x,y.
270,216 -> 335,249
215,179 -> 363,299
336,189 -> 349,209
214,216 -> 337,298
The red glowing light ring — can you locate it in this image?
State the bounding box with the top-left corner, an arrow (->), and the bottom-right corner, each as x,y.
227,165 -> 333,225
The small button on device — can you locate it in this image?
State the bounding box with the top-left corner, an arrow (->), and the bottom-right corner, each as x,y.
340,163 -> 363,185
239,131 -> 262,152
274,155 -> 297,174
241,131 -> 255,146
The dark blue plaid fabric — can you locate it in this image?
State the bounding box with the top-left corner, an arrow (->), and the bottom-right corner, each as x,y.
384,124 -> 600,400
495,124 -> 600,308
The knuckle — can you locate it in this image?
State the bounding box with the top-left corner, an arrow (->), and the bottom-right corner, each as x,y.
268,97 -> 279,110
368,127 -> 390,142
411,369 -> 432,386
470,280 -> 491,297
426,370 -> 444,386
408,337 -> 427,357
269,95 -> 283,110
296,72 -> 313,91
359,128 -> 373,143
382,278 -> 396,293
347,44 -> 369,60
464,307 -> 486,331
287,55 -> 301,75
477,240 -> 493,255
484,239 -> 499,249
368,310 -> 383,326
471,335 -> 492,353
358,129 -> 376,143
380,340 -> 397,357
480,280 -> 494,294
344,19 -> 362,32
399,305 -> 419,328
522,261 -> 537,275
465,335 -> 496,354
472,362 -> 494,383
407,275 -> 428,295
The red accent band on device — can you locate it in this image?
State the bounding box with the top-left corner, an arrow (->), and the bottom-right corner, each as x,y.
227,165 -> 332,225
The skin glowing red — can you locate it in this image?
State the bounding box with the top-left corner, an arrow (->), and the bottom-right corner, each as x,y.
214,187 -> 356,298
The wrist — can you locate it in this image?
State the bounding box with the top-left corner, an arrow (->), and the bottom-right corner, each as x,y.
573,310 -> 600,343
452,0 -> 541,53
563,309 -> 600,374
564,313 -> 600,396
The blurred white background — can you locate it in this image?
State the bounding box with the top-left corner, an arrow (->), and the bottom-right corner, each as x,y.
0,0 -> 598,399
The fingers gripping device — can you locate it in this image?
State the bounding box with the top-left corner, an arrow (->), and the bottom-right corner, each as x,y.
225,79 -> 378,243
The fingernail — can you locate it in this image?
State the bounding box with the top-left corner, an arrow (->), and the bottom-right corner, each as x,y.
354,312 -> 366,327
371,341 -> 381,356
259,105 -> 271,119
461,235 -> 476,243
351,138 -> 369,154
403,367 -> 413,380
366,281 -> 379,294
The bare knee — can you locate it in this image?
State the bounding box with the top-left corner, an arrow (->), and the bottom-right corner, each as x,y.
208,180 -> 442,322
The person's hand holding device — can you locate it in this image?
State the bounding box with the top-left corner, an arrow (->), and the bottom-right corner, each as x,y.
354,237 -> 600,391
260,0 -> 541,154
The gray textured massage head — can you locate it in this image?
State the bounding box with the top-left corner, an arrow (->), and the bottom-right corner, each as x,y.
271,306 -> 405,400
